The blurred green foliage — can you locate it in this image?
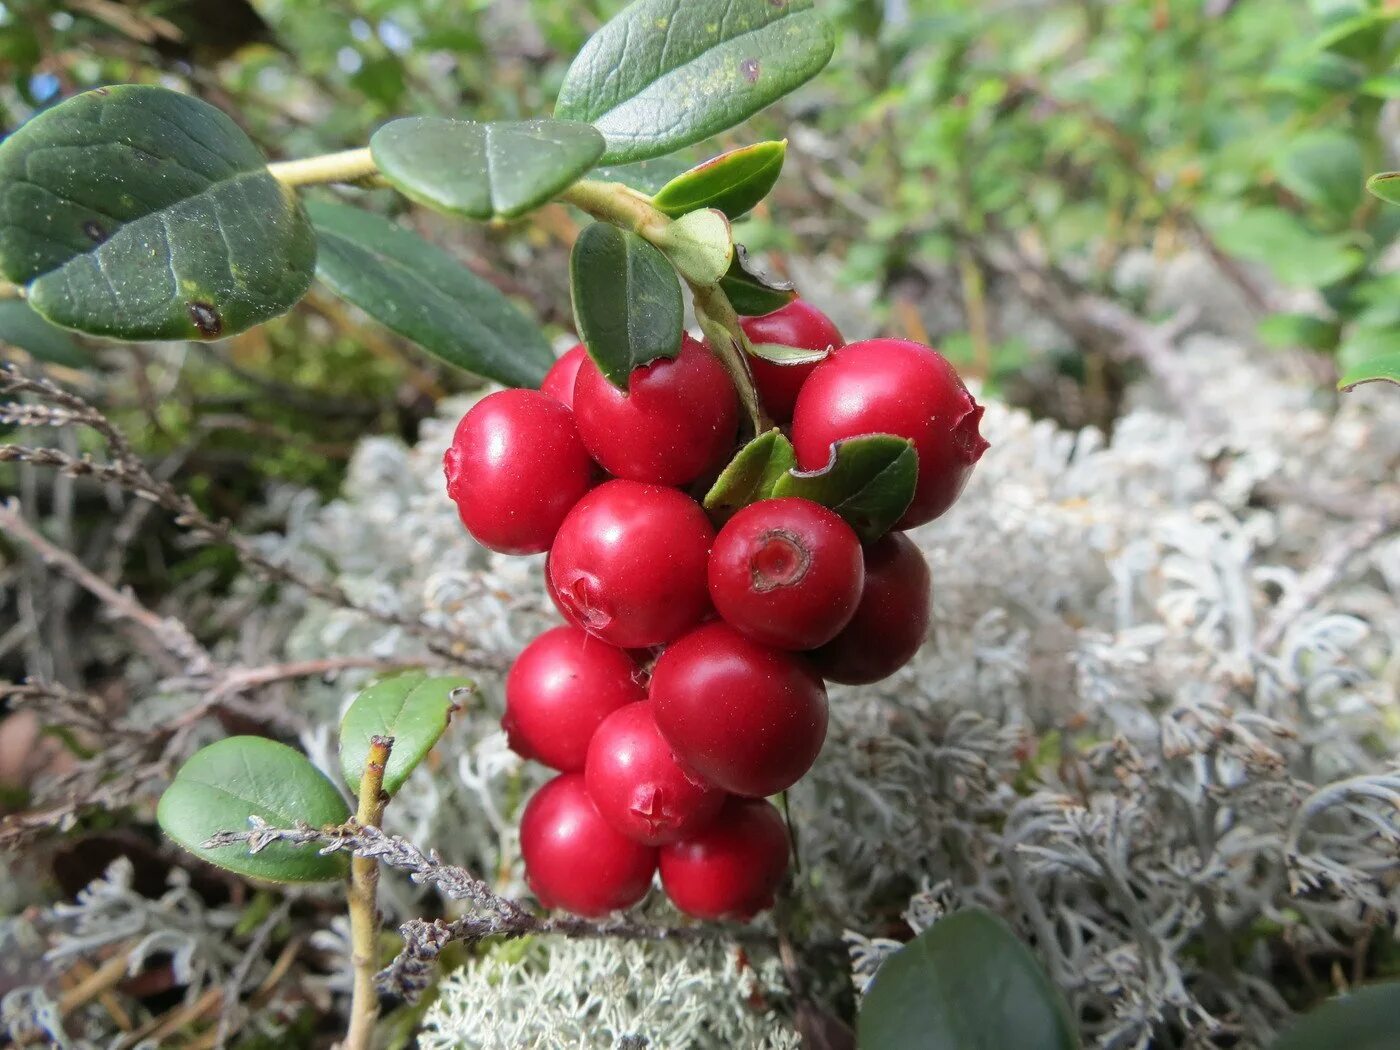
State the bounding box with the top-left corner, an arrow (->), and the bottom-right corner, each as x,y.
1,0 -> 1397,437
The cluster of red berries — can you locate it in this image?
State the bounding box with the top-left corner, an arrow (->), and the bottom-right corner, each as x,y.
443,299 -> 987,921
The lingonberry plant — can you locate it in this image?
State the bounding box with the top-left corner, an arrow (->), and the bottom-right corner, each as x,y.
0,0 -> 1000,1044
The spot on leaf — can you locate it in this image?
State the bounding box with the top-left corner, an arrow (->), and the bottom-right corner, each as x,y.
82,220 -> 106,244
187,301 -> 223,338
740,58 -> 761,83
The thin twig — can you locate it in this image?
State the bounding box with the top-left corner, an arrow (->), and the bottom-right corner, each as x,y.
203,819 -> 773,1002
1255,511 -> 1396,654
0,497 -> 214,676
1,365 -> 504,671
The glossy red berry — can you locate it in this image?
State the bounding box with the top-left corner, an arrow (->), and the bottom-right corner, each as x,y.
791,339 -> 989,528
573,334 -> 739,486
707,498 -> 863,651
584,702 -> 724,845
503,625 -> 645,771
660,797 -> 789,920
443,389 -> 593,555
548,480 -> 714,648
811,532 -> 931,685
520,773 -> 656,917
739,300 -> 844,422
651,622 -> 827,798
540,343 -> 587,409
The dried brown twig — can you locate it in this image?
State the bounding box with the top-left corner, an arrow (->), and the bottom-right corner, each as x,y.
0,365 -> 505,671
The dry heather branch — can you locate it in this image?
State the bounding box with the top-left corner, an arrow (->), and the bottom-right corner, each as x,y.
203,819 -> 772,1001
0,365 -> 504,671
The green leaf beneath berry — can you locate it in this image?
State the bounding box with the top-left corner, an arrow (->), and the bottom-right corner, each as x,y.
0,300 -> 86,367
1271,983 -> 1400,1050
704,429 -> 796,521
652,140 -> 786,220
307,200 -> 552,388
570,221 -> 683,389
857,908 -> 1078,1050
555,0 -> 834,164
1338,350 -> 1400,392
0,85 -> 315,341
721,245 -> 797,317
157,737 -> 350,884
370,117 -> 605,220
339,672 -> 472,798
773,434 -> 916,541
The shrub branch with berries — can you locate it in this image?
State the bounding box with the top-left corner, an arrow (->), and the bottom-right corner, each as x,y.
448,295 -> 988,920
0,0 -> 1005,1044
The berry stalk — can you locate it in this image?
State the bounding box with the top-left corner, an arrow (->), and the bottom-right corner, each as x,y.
560,180 -> 768,432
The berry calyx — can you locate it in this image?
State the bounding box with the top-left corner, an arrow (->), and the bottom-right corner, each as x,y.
548,480 -> 715,648
540,343 -> 588,409
573,334 -> 739,486
791,338 -> 989,528
707,497 -> 863,651
811,532 -> 931,685
443,389 -> 594,555
659,796 -> 790,920
503,625 -> 645,771
738,300 -> 844,423
520,773 -> 657,917
651,622 -> 827,798
584,702 -> 724,845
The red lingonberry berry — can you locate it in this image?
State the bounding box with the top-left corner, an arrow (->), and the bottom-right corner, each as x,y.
520,773 -> 656,917
707,497 -> 863,651
811,532 -> 931,685
738,300 -> 844,422
651,622 -> 827,798
791,339 -> 989,528
540,343 -> 587,409
503,625 -> 645,771
659,797 -> 789,920
548,480 -> 714,648
573,334 -> 739,486
443,389 -> 594,555
584,702 -> 724,845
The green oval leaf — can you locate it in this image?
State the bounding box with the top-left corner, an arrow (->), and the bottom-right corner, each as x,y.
0,299 -> 86,367
722,244 -> 797,316
0,86 -> 315,341
774,434 -> 916,541
569,221 -> 683,389
340,672 -> 472,798
857,908 -> 1078,1050
1338,349 -> 1400,392
748,341 -> 831,366
653,141 -> 786,220
703,429 -> 796,521
1366,171 -> 1400,207
1275,132 -> 1364,217
307,201 -> 552,388
370,117 -> 605,221
157,736 -> 349,883
1271,983 -> 1400,1050
555,0 -> 835,164
653,208 -> 733,286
